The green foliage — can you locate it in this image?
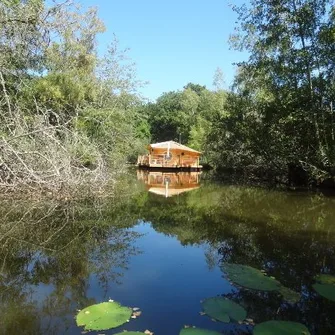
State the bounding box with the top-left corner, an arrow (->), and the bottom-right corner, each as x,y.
206,0 -> 335,182
0,0 -> 148,191
76,102 -> 146,164
146,91 -> 189,142
183,83 -> 207,95
26,72 -> 97,120
201,297 -> 247,323
76,301 -> 132,331
145,83 -> 227,158
253,321 -> 310,335
180,328 -> 221,335
188,116 -> 210,152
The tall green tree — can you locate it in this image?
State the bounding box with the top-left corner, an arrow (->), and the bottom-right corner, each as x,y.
208,0 -> 335,182
146,91 -> 189,143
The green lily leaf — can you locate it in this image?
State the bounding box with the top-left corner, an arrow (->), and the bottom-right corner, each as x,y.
76,301 -> 132,331
313,274 -> 335,302
222,263 -> 281,291
313,283 -> 335,302
202,297 -> 247,323
315,274 -> 335,285
222,263 -> 300,303
253,320 -> 310,335
180,328 -> 222,335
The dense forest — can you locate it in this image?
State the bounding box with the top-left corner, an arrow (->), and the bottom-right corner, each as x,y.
1,0 -> 335,195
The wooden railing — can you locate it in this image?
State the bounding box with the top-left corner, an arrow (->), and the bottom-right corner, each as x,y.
149,154 -> 165,166
137,154 -> 165,166
137,154 -> 200,168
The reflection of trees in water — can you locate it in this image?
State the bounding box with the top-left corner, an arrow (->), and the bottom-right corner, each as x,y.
204,243 -> 222,271
0,197 -> 142,335
139,185 -> 335,334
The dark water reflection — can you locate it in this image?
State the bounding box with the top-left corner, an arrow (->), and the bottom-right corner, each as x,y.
0,171 -> 334,334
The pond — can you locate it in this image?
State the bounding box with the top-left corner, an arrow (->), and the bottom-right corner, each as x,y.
0,170 -> 334,334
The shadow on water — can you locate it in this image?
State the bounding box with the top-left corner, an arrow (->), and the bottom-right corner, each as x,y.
0,171 -> 334,334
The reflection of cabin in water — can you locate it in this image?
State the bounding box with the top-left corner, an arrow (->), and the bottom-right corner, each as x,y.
137,141 -> 202,169
137,170 -> 200,197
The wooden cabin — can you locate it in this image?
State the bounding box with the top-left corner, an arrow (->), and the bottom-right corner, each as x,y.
137,170 -> 200,197
137,140 -> 202,169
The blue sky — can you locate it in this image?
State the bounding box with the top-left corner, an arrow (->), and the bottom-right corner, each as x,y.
80,0 -> 249,100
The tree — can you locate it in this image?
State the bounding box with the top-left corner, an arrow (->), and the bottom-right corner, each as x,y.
207,0 -> 335,183
183,82 -> 206,95
213,67 -> 225,91
145,91 -> 190,143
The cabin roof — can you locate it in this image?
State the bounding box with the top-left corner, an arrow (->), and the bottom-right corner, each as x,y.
148,141 -> 201,154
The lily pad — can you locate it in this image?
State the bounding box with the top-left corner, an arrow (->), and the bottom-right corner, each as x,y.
222,263 -> 281,291
202,297 -> 247,323
253,320 -> 310,335
278,286 -> 301,304
76,301 -> 132,331
315,274 -> 335,285
114,333 -> 146,335
313,283 -> 335,302
313,274 -> 335,302
180,328 -> 222,335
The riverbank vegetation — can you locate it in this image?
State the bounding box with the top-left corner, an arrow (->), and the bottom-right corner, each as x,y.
0,0 -> 150,196
1,0 -> 335,195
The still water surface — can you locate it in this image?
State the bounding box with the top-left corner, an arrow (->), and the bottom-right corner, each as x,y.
0,171 -> 335,334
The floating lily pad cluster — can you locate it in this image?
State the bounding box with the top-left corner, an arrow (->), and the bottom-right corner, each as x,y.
184,294 -> 309,335
222,263 -> 301,303
313,274 -> 335,302
74,265 -> 326,334
178,263 -> 310,334
214,263 -> 311,334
